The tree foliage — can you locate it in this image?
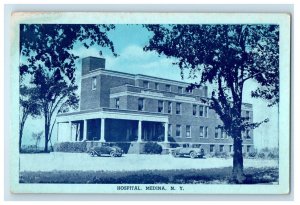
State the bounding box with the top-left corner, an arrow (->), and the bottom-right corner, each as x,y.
19,85 -> 41,151
19,24 -> 116,152
144,24 -> 279,183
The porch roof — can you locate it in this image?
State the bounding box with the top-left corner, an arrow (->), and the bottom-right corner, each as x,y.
56,107 -> 169,123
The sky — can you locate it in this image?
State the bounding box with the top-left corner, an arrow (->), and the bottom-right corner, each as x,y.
22,24 -> 279,149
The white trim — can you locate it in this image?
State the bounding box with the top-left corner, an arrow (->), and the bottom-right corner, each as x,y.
141,90 -> 164,97
81,69 -> 191,88
135,75 -> 189,87
82,69 -> 135,80
57,110 -> 169,123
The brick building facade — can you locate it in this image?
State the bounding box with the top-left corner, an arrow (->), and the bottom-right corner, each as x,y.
56,56 -> 254,154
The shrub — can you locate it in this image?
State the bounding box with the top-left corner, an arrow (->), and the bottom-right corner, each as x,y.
258,147 -> 279,160
108,143 -> 131,154
267,152 -> 278,159
213,151 -> 230,159
247,151 -> 257,158
20,145 -> 46,153
54,142 -> 87,153
143,142 -> 162,154
258,152 -> 265,159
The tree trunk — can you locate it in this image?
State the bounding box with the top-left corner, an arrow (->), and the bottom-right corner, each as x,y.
44,118 -> 49,152
19,124 -> 24,152
19,118 -> 27,152
232,130 -> 245,183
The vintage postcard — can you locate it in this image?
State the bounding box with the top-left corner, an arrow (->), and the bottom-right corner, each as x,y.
9,12 -> 290,194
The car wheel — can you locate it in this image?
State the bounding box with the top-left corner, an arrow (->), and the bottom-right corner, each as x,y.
190,151 -> 197,159
89,151 -> 95,157
172,151 -> 179,157
110,151 -> 117,157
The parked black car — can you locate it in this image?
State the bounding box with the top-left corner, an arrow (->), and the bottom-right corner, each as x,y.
89,145 -> 123,157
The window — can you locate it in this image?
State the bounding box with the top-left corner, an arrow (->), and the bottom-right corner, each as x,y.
229,145 -> 233,152
183,144 -> 189,148
246,111 -> 250,120
220,128 -> 225,139
138,98 -> 144,111
225,132 -> 228,139
176,125 -> 181,137
247,145 -> 251,153
199,126 -> 204,138
143,81 -> 149,88
246,130 -> 251,139
155,83 -> 159,90
168,124 -> 172,136
186,125 -> 191,138
204,106 -> 208,117
215,127 -> 219,139
115,98 -> 120,109
176,103 -> 181,114
158,100 -> 164,113
187,89 -> 193,94
193,144 -> 201,148
92,77 -> 97,90
166,84 -> 171,92
210,145 -> 215,152
199,105 -> 204,117
219,145 -> 224,152
192,105 -> 197,116
205,127 -> 208,138
178,86 -> 183,93
167,102 -> 172,114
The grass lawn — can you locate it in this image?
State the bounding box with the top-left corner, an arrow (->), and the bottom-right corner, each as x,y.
20,166 -> 278,184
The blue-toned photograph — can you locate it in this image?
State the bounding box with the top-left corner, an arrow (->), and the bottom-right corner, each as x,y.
18,23 -> 280,186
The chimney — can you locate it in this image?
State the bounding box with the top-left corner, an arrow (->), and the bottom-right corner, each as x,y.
82,56 -> 106,76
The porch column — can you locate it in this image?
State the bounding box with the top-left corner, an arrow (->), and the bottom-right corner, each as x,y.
69,121 -> 72,141
100,118 -> 106,142
137,120 -> 142,142
164,123 -> 169,143
83,119 -> 87,141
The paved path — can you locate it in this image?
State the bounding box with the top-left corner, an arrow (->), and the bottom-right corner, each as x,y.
20,153 -> 278,172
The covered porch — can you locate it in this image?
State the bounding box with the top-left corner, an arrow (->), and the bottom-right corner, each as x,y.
56,108 -> 169,144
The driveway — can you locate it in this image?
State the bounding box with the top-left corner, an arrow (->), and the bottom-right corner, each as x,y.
19,152 -> 278,172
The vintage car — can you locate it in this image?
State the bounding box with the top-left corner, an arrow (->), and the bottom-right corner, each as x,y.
89,145 -> 123,157
171,144 -> 205,158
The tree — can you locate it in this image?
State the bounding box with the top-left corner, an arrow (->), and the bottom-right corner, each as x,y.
19,85 -> 41,151
144,24 -> 279,183
32,131 -> 43,151
20,24 -> 116,152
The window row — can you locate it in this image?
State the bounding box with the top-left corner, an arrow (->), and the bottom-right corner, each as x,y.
192,104 -> 209,117
214,127 -> 229,139
242,130 -> 251,139
142,80 -> 193,94
136,98 -> 208,117
137,98 -> 182,114
169,125 -> 209,138
213,127 -> 252,140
